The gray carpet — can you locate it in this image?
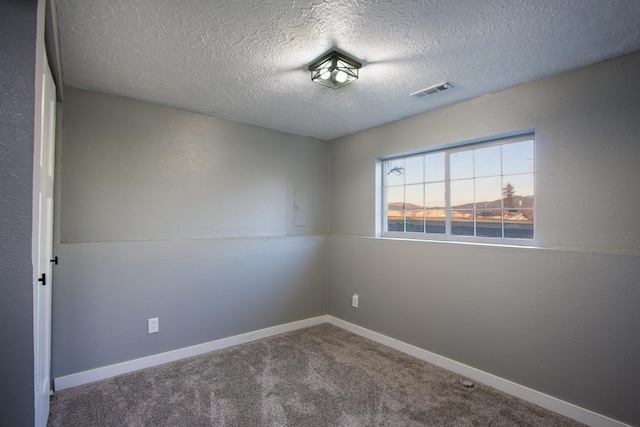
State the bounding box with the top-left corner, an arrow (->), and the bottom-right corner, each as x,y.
48,323 -> 585,426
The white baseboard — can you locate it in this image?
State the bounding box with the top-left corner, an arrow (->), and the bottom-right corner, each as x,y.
326,316 -> 630,427
54,314 -> 629,427
54,315 -> 329,391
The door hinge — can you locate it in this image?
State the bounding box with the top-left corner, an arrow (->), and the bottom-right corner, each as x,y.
50,256 -> 58,265
38,273 -> 46,286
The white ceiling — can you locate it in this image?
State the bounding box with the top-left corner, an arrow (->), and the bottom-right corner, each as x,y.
56,0 -> 640,141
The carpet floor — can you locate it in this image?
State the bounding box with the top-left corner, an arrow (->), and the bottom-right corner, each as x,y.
48,323 -> 585,426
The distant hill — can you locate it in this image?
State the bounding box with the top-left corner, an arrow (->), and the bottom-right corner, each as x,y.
388,202 -> 433,211
388,195 -> 533,211
453,195 -> 533,210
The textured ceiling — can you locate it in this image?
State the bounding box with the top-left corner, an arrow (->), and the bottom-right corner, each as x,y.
56,0 -> 640,141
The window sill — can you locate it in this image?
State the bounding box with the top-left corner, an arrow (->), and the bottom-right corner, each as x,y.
382,232 -> 537,249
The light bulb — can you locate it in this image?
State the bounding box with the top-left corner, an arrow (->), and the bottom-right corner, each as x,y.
335,70 -> 348,83
320,69 -> 330,80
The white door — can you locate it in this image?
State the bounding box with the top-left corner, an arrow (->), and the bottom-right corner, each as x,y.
33,48 -> 56,427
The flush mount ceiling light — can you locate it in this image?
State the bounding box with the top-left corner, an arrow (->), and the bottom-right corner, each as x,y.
308,50 -> 362,89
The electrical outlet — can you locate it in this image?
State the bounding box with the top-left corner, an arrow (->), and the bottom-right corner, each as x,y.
148,317 -> 159,334
352,294 -> 359,308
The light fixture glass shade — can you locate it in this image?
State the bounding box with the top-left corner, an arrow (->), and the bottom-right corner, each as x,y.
308,50 -> 361,89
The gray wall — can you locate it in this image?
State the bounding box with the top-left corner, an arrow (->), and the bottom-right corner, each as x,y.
0,1 -> 37,425
52,88 -> 328,377
59,88 -> 327,242
328,53 -> 640,425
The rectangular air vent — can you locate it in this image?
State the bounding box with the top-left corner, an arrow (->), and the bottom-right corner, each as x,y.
410,82 -> 453,98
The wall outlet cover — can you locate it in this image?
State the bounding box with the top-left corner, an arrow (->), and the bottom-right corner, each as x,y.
148,317 -> 159,334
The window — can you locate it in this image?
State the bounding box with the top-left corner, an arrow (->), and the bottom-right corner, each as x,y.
383,134 -> 534,243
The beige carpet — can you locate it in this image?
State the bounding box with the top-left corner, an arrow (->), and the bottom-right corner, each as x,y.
48,323 -> 584,426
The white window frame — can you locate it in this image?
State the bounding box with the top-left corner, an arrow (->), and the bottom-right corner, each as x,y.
381,133 -> 536,246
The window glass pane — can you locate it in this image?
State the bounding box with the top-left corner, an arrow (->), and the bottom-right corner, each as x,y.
383,135 -> 534,243
387,211 -> 404,232
404,156 -> 424,185
386,160 -> 405,186
451,210 -> 474,236
476,210 -> 503,238
474,146 -> 501,177
502,140 -> 534,175
475,176 -> 502,207
426,209 -> 445,234
450,150 -> 474,180
425,152 -> 445,182
450,179 -> 474,208
387,186 -> 404,211
425,182 -> 445,209
405,184 -> 424,209
503,174 -> 534,209
504,209 -> 534,239
405,210 -> 425,232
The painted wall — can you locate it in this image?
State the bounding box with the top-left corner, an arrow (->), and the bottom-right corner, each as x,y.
59,88 -> 327,242
328,53 -> 640,425
52,88 -> 328,377
0,1 -> 37,425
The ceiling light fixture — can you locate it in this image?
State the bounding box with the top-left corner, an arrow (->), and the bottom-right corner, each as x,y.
308,50 -> 362,89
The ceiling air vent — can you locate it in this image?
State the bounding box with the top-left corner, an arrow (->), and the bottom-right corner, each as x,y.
410,82 -> 453,98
